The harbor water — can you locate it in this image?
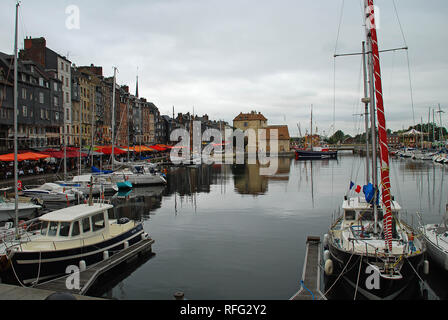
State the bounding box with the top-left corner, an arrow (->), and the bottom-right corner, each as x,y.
15,153 -> 448,299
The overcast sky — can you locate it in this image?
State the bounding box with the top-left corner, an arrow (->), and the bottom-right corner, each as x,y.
1,0 -> 447,137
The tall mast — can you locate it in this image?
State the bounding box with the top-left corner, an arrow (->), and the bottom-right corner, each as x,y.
432,108 -> 435,143
64,125 -> 67,180
126,96 -> 130,163
361,41 -> 370,184
78,79 -> 82,177
310,105 -> 313,148
364,0 -> 379,234
90,85 -> 95,166
365,0 -> 393,251
437,104 -> 444,142
421,117 -> 424,149
111,67 -> 117,171
13,1 -> 20,237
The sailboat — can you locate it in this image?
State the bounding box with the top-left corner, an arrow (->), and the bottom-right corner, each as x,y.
294,106 -> 337,160
324,1 -> 425,300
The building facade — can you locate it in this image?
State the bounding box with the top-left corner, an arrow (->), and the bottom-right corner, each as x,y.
20,37 -> 72,146
0,52 -> 63,151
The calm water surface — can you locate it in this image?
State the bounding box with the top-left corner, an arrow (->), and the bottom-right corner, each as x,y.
89,153 -> 447,300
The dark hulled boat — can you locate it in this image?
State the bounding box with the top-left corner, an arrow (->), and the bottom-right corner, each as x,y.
295,148 -> 338,160
325,197 -> 425,299
324,0 -> 426,300
0,202 -> 150,285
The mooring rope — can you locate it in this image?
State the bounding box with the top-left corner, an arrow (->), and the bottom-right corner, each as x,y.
300,280 -> 315,300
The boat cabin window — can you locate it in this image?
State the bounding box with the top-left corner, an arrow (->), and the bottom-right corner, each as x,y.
59,222 -> 71,237
48,221 -> 59,237
345,210 -> 356,220
40,221 -> 48,236
82,217 -> 91,234
71,221 -> 80,237
359,210 -> 374,221
92,212 -> 105,232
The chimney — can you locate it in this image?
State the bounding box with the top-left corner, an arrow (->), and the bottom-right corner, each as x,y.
22,37 -> 47,67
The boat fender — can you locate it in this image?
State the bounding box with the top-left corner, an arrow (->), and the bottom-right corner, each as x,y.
325,259 -> 333,276
124,241 -> 129,249
323,250 -> 330,262
423,260 -> 429,275
103,251 -> 109,261
79,260 -> 86,272
141,233 -> 149,240
323,234 -> 329,248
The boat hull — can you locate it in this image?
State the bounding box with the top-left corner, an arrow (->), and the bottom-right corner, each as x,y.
295,150 -> 338,160
112,174 -> 166,186
421,225 -> 448,271
1,223 -> 145,285
117,181 -> 133,190
0,204 -> 41,222
326,243 -> 424,300
22,191 -> 76,203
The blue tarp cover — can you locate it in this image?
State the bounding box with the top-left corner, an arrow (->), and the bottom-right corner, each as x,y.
363,183 -> 379,205
92,166 -> 114,174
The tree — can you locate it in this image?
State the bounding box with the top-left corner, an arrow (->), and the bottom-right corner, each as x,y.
328,130 -> 345,144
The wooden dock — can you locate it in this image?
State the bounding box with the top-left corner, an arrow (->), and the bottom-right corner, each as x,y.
290,236 -> 326,300
35,238 -> 154,296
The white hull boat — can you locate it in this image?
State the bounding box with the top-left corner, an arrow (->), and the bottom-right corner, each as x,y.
0,201 -> 41,221
111,165 -> 167,186
420,223 -> 448,271
56,174 -> 118,195
22,183 -> 83,203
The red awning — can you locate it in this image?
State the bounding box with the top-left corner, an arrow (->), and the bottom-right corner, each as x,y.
95,146 -> 127,155
148,145 -> 167,152
43,149 -> 87,159
0,152 -> 50,162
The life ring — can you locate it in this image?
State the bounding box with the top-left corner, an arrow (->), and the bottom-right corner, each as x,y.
17,180 -> 22,191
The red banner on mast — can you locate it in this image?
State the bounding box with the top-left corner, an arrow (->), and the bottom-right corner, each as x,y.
367,0 -> 393,251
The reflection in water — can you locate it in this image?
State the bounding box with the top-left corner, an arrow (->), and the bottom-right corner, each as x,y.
110,186 -> 165,221
232,158 -> 292,196
233,164 -> 268,195
69,154 -> 447,300
87,252 -> 156,299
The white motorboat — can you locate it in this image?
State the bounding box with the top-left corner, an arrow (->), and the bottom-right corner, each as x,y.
56,174 -> 118,195
432,153 -> 448,164
0,200 -> 151,285
398,147 -> 416,158
111,166 -> 167,186
0,196 -> 42,222
22,183 -> 83,203
411,150 -> 436,161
